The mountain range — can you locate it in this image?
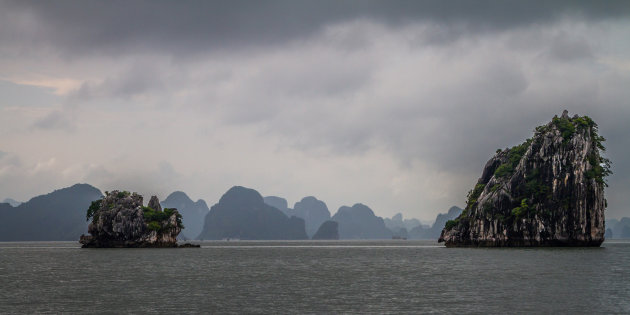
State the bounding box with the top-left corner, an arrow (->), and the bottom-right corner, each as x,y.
0,184 -> 102,241
198,186 -> 308,240
3,183 -> 625,241
408,206 -> 463,240
606,218 -> 630,239
161,191 -> 209,240
263,195 -> 330,237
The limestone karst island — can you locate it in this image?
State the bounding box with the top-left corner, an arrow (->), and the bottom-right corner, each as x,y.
80,190 -> 198,248
77,111 -> 611,248
439,111 -> 611,247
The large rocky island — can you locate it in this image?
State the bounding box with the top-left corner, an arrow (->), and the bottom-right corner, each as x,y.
80,190 -> 192,248
439,111 -> 610,247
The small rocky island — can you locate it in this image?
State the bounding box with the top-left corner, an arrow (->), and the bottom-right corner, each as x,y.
439,111 -> 611,247
80,190 -> 198,248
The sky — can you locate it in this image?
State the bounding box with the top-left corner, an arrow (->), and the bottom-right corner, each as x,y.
1,0 -> 630,221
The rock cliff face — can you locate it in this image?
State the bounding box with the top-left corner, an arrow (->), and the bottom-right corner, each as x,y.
80,191 -> 184,247
439,111 -> 610,247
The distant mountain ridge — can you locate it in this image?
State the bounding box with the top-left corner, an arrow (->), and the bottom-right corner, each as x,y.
263,196 -> 290,216
331,203 -> 392,239
384,213 -> 422,232
312,220 -> 339,240
409,206 -> 463,240
198,186 -> 308,240
263,195 -> 331,238
2,198 -> 22,207
0,182 -> 473,242
606,218 -> 630,239
0,184 -> 103,241
294,197 -> 331,237
161,191 -> 209,240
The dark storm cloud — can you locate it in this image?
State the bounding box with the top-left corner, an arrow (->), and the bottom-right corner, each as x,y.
2,0 -> 629,56
1,0 -> 629,220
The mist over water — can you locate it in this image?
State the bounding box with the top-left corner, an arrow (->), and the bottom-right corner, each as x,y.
1,240 -> 629,313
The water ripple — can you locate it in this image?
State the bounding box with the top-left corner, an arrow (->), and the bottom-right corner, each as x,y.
0,240 -> 628,314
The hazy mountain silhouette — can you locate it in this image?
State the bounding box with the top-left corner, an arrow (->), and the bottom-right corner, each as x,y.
331,203 -> 392,239
0,182 -> 471,242
293,196 -> 331,237
161,191 -> 209,240
384,213 -> 422,233
263,195 -> 331,238
0,184 -> 103,241
607,218 -> 630,239
263,196 -> 291,216
409,206 -> 463,239
391,227 -> 409,239
2,198 -> 22,207
198,186 -> 308,240
605,228 -> 613,239
312,220 -> 339,240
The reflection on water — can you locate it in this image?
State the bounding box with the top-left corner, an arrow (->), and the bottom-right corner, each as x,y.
1,240 -> 629,313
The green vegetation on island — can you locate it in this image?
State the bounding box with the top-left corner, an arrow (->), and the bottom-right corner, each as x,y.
440,111 -> 610,247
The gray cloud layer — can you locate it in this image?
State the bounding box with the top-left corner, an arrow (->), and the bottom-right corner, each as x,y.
3,0 -> 629,56
1,1 -> 629,220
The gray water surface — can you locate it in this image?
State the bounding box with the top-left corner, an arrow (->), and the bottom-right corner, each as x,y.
1,240 -> 629,314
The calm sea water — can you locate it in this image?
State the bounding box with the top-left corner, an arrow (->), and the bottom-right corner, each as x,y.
1,240 -> 629,314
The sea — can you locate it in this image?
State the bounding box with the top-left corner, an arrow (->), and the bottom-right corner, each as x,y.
1,240 -> 629,314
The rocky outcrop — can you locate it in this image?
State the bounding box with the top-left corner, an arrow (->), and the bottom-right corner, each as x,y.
332,203 -> 392,239
148,196 -> 162,212
80,191 -> 185,248
198,186 -> 308,240
439,111 -> 610,247
312,220 -> 339,240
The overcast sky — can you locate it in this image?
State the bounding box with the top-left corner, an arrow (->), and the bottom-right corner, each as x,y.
1,1 -> 630,221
